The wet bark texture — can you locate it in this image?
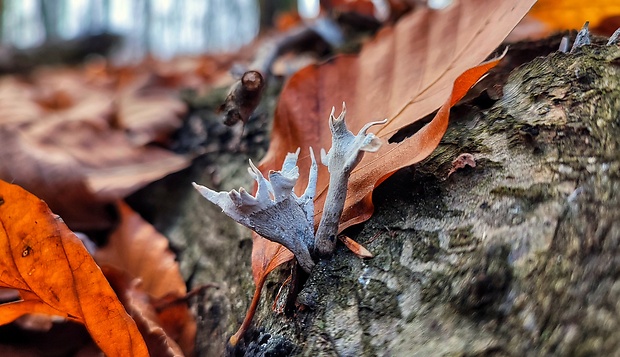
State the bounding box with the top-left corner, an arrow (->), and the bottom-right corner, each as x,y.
139,41 -> 620,356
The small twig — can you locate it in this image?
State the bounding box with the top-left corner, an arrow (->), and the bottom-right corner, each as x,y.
219,70 -> 265,126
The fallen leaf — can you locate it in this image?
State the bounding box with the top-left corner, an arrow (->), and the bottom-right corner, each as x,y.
339,235 -> 373,258
262,0 -> 534,230
95,202 -> 187,298
0,63 -> 191,231
116,85 -> 188,146
0,121 -> 189,231
326,0 -> 377,18
95,201 -> 196,355
101,267 -> 186,357
0,180 -> 148,357
529,0 -> 620,32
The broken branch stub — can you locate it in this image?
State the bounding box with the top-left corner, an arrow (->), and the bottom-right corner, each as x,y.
193,148 -> 317,272
219,70 -> 265,126
315,103 -> 386,256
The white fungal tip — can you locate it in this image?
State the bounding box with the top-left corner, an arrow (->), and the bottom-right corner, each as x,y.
320,148 -> 329,166
360,135 -> 383,153
192,182 -> 218,201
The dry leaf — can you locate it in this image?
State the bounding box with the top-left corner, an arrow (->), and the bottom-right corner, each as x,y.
0,121 -> 189,230
339,235 -> 373,258
116,86 -> 187,146
326,0 -> 377,18
529,0 -> 620,32
95,202 -> 187,298
261,0 -> 534,231
0,180 -> 148,357
95,201 -> 196,355
102,267 -> 186,357
0,63 -> 190,231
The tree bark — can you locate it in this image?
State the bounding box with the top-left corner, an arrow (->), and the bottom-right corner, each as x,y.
142,40 -> 620,356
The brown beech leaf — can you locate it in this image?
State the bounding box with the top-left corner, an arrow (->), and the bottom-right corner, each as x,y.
0,121 -> 189,231
95,201 -> 187,298
0,180 -> 148,357
339,235 -> 373,258
102,267 -> 186,357
95,201 -> 196,355
261,0 -> 534,230
0,65 -> 190,231
117,88 -> 187,146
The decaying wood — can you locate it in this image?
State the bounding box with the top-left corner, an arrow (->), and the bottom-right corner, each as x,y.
142,37 -> 620,356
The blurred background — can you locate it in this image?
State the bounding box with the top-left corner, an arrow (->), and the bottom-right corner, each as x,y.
0,0 -> 262,61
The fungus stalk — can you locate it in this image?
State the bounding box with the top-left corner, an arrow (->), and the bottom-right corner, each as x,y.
314,103 -> 386,256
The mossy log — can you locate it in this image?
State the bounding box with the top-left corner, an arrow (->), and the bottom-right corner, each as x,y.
140,42 -> 620,356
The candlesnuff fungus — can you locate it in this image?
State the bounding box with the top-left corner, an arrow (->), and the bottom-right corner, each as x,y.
193,148 -> 317,272
193,102 -> 385,271
315,103 -> 386,256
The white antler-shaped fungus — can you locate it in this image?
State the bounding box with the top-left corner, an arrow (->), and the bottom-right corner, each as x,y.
314,103 -> 386,256
193,148 -> 317,272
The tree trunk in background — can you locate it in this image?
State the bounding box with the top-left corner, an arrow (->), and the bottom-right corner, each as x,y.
39,0 -> 60,41
136,39 -> 620,356
1,0 -> 259,60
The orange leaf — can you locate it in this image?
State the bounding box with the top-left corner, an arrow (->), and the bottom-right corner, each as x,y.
0,64 -> 190,231
529,0 -> 620,31
251,235 -> 295,285
261,0 -> 533,232
102,266 -> 187,357
0,180 -> 148,357
96,201 -> 188,298
95,201 -> 196,355
339,235 -> 373,258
